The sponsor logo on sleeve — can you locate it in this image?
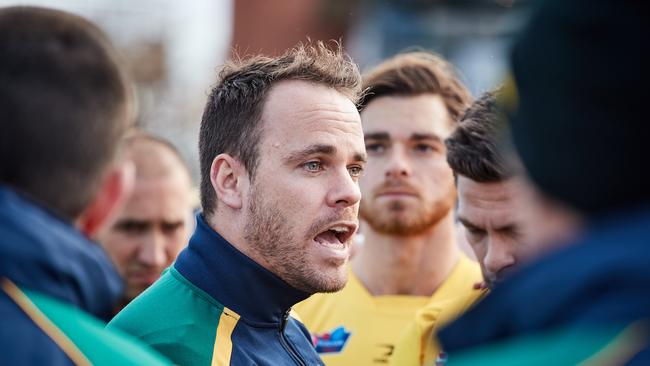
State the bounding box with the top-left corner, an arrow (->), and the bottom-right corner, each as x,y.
311,326 -> 352,354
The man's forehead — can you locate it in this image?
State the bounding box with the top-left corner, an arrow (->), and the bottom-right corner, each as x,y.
262,81 -> 360,125
458,177 -> 522,202
128,139 -> 189,180
115,197 -> 191,221
132,174 -> 192,197
120,178 -> 192,215
361,94 -> 453,136
457,177 -> 523,226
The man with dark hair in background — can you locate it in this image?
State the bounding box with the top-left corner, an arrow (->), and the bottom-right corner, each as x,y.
447,90 -> 521,289
437,0 -> 650,364
109,43 -> 366,365
0,6 -> 169,365
99,132 -> 194,312
446,90 -> 581,290
295,52 -> 482,366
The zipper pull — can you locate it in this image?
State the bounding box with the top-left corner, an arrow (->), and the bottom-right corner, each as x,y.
280,308 -> 291,332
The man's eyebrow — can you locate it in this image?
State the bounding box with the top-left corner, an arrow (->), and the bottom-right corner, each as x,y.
353,152 -> 367,163
114,218 -> 151,229
284,144 -> 367,164
364,132 -> 390,141
115,218 -> 148,225
497,224 -> 520,234
458,217 -> 481,230
411,133 -> 443,143
284,144 -> 336,163
161,220 -> 186,227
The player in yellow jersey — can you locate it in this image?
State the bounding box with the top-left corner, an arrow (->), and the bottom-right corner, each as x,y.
295,52 -> 483,366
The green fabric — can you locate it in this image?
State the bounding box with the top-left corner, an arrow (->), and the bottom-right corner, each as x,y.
24,289 -> 171,366
108,267 -> 225,366
447,324 -> 632,366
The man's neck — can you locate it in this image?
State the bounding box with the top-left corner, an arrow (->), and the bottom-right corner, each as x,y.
352,211 -> 459,297
206,211 -> 261,265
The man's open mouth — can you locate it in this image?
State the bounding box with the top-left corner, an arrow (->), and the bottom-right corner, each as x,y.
313,223 -> 356,248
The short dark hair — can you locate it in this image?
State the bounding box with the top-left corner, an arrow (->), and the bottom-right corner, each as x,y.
0,6 -> 133,219
359,52 -> 472,122
199,42 -> 362,216
446,90 -> 512,183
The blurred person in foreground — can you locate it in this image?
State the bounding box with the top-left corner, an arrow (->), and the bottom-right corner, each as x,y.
437,0 -> 650,364
295,52 -> 482,366
0,6 -> 170,365
390,89 -> 582,366
109,42 -> 366,366
98,132 -> 194,312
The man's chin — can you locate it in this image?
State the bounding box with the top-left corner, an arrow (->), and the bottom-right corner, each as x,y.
367,220 -> 427,236
295,268 -> 348,294
318,273 -> 348,293
484,276 -> 503,290
362,210 -> 430,235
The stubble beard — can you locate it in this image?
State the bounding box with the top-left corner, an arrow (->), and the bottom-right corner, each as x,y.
360,189 -> 456,236
243,185 -> 347,294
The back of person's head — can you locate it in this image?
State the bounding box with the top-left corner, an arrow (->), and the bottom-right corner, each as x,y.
0,6 -> 133,220
358,51 -> 472,122
508,0 -> 650,216
446,90 -> 513,183
199,41 -> 361,216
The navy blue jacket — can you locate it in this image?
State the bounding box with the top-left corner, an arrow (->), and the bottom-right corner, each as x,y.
0,185 -> 123,363
439,208 -> 650,364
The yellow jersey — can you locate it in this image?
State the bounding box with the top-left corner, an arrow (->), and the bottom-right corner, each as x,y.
294,255 -> 483,366
389,282 -> 487,366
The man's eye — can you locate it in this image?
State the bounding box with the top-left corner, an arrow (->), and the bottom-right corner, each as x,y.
414,144 -> 435,153
366,143 -> 385,154
348,165 -> 364,178
117,222 -> 147,234
304,161 -> 322,172
466,227 -> 486,237
162,223 -> 183,235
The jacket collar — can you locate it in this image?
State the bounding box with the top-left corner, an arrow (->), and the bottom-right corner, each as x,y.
0,185 -> 123,320
174,213 -> 310,324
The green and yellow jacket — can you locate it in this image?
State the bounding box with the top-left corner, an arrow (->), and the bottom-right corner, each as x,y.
108,214 -> 324,366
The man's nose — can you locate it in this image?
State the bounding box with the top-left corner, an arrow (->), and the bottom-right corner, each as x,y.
137,231 -> 168,268
326,167 -> 362,208
484,237 -> 516,278
384,145 -> 411,178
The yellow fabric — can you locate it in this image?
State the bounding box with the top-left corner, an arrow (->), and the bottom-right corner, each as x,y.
389,257 -> 487,366
294,255 -> 482,366
211,307 -> 240,366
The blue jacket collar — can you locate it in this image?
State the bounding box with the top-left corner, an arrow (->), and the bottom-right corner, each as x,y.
174,214 -> 310,324
0,185 -> 122,320
439,207 -> 650,351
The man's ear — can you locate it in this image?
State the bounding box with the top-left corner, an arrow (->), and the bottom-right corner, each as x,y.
76,160 -> 135,238
211,154 -> 246,210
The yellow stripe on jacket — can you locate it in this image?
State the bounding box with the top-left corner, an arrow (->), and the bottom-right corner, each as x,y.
211,307 -> 241,366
